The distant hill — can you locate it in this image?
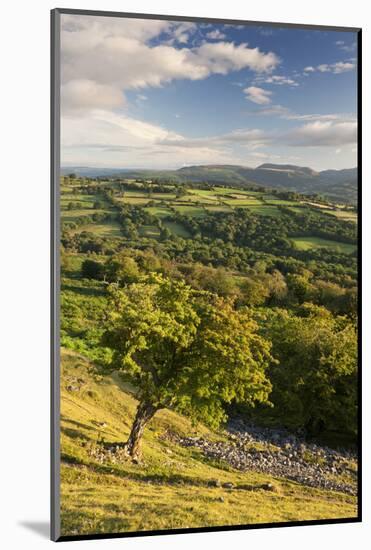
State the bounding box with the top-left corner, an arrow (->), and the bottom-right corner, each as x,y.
61,163 -> 358,204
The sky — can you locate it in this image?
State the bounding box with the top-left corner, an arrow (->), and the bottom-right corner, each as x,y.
60,14 -> 358,171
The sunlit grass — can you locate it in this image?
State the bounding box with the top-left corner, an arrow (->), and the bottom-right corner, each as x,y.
60,350 -> 357,537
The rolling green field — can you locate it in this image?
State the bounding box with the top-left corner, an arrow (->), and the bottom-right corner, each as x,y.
60,350 -> 357,537
291,237 -> 356,254
173,205 -> 206,217
139,225 -> 160,239
61,180 -> 357,253
163,221 -> 191,238
246,205 -> 280,217
70,221 -> 122,238
324,210 -> 358,222
145,206 -> 173,218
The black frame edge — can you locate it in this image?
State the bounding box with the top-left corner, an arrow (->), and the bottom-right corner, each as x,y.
56,517 -> 361,543
356,28 -> 362,523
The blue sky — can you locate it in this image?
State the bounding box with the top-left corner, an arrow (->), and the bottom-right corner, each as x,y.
61,15 -> 357,171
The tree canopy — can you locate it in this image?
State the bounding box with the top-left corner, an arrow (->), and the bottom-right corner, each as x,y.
257,304 -> 357,436
102,274 -> 273,455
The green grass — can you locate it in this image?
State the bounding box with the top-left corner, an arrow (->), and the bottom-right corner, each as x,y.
323,210 -> 357,222
227,193 -> 261,200
205,205 -> 232,213
173,205 -> 206,218
225,198 -> 262,206
62,209 -> 113,222
243,205 -> 280,217
70,221 -> 123,238
287,207 -> 311,215
150,193 -> 177,200
119,190 -> 148,197
264,199 -> 298,206
60,350 -> 357,537
188,189 -> 218,197
119,197 -> 150,205
179,194 -> 216,204
138,225 -> 160,239
62,253 -> 89,279
61,194 -> 111,207
145,206 -> 173,219
163,221 -> 191,238
61,200 -> 96,210
212,187 -> 262,196
119,191 -> 177,201
291,237 -> 356,254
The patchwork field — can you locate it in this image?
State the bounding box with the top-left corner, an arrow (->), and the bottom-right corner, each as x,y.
291,236 -> 356,254
163,221 -> 191,238
60,180 -> 357,257
324,210 -> 358,222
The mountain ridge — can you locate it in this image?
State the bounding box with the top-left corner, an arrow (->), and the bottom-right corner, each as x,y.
61,163 -> 358,204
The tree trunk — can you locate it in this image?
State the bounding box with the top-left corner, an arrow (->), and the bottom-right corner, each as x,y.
125,401 -> 158,459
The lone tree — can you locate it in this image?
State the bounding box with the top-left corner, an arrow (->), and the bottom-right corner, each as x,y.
103,274 -> 272,459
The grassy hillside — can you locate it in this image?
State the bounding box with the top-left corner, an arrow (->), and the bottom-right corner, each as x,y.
60,350 -> 357,537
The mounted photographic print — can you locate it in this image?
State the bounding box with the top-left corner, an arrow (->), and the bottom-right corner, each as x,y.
51,8 -> 361,541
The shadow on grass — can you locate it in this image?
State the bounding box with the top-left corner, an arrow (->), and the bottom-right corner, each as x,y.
62,452 -> 234,489
61,415 -> 97,433
61,282 -> 106,297
62,427 -> 93,442
61,415 -> 122,440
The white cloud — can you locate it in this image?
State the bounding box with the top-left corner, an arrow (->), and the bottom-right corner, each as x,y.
158,128 -> 269,149
62,109 -> 179,149
164,22 -> 197,45
244,86 -> 272,105
61,80 -> 125,113
248,104 -> 356,124
60,15 -> 282,168
62,103 -> 273,168
249,104 -> 291,117
335,40 -> 356,53
285,120 -> 357,147
61,108 -> 253,168
332,61 -> 356,74
61,14 -> 170,43
304,66 -> 315,72
255,74 -> 299,86
317,64 -> 329,73
305,61 -> 356,75
61,15 -> 279,114
284,112 -> 354,122
178,120 -> 358,150
195,42 -> 279,74
263,75 -> 299,86
206,29 -> 226,40
60,14 -> 357,170
61,106 -> 357,169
